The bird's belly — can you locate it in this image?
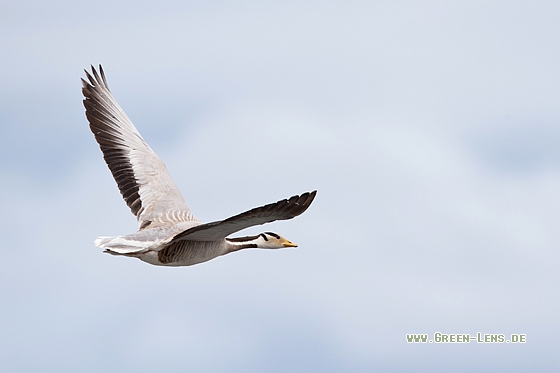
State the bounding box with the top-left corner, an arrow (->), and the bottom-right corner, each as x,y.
138,240 -> 226,267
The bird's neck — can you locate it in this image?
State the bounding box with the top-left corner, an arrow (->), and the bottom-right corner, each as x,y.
225,235 -> 262,253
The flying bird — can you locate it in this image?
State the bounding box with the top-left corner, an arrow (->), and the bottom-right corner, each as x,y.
82,65 -> 316,266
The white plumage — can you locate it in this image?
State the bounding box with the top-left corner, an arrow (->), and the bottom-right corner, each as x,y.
82,65 -> 316,266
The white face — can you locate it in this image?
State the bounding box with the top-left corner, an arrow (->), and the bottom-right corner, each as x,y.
259,232 -> 298,249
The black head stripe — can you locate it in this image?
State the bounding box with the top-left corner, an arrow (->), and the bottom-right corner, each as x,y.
259,233 -> 268,241
265,232 -> 280,239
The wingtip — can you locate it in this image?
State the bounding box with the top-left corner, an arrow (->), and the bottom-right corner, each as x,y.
301,190 -> 317,206
98,64 -> 109,88
303,190 -> 317,210
83,64 -> 109,90
284,190 -> 317,218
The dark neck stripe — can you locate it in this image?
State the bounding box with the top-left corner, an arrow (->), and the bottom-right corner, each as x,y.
238,243 -> 257,249
226,235 -> 260,242
227,243 -> 258,253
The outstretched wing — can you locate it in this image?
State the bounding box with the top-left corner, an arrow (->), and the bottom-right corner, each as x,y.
82,65 -> 198,229
170,191 -> 317,242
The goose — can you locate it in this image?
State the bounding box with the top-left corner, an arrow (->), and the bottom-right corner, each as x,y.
82,65 -> 316,267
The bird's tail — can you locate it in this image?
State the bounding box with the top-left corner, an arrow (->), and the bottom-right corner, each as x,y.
94,236 -> 149,256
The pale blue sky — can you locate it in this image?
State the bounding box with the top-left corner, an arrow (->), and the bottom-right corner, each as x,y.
2,1 -> 560,371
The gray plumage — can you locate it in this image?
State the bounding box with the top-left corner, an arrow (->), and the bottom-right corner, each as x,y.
83,65 -> 316,266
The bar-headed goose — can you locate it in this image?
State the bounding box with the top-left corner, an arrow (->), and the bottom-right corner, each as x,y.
82,66 -> 316,267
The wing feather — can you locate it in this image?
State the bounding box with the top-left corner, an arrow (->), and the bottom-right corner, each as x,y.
82,65 -> 198,229
170,191 -> 317,242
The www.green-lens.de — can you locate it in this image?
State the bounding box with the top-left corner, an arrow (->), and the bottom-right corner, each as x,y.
406,333 -> 526,343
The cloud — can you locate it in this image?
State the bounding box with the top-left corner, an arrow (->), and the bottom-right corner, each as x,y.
469,119 -> 560,174
2,1 -> 560,371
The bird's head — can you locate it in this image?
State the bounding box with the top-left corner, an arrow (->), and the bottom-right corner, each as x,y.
257,232 -> 298,249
